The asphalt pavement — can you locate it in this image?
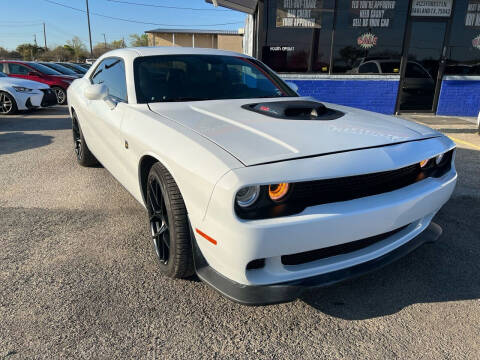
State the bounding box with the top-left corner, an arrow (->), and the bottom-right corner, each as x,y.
1,107 -> 479,359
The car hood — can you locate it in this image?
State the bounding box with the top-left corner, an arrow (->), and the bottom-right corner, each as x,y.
148,97 -> 441,166
0,76 -> 49,90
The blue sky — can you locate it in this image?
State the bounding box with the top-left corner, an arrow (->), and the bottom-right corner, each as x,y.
1,0 -> 246,50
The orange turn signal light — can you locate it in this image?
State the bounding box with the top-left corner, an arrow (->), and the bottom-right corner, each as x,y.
419,159 -> 429,168
268,183 -> 290,201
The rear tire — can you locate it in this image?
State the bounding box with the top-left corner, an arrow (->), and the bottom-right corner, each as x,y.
72,113 -> 98,167
0,91 -> 17,115
52,86 -> 67,105
146,162 -> 194,278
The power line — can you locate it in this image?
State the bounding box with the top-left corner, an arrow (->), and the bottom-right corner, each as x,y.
106,0 -> 228,11
41,0 -> 243,26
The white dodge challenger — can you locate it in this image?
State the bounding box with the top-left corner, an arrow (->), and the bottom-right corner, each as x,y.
67,47 -> 457,305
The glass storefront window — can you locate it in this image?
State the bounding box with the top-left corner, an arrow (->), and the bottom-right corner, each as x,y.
262,0 -> 334,73
445,0 -> 480,75
332,0 -> 409,74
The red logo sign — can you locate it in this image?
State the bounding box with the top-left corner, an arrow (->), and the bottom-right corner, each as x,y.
357,33 -> 378,49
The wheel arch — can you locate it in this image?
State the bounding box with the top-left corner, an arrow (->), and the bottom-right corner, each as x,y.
138,154 -> 160,207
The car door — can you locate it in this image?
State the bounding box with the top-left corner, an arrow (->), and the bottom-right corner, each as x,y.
6,63 -> 33,81
83,57 -> 130,182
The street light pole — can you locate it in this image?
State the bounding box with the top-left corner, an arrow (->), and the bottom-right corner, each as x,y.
43,22 -> 47,50
86,0 -> 93,57
103,33 -> 107,49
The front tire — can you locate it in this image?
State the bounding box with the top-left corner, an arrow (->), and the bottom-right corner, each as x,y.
52,86 -> 67,105
146,162 -> 194,278
0,91 -> 17,115
72,113 -> 98,167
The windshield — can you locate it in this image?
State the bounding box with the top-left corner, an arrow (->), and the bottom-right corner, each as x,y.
41,62 -> 77,75
134,55 -> 297,103
28,62 -> 62,75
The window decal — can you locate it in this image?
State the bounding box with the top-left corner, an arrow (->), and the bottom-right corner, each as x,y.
357,33 -> 378,49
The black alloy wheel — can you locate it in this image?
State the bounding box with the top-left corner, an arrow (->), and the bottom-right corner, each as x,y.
71,113 -> 98,167
148,176 -> 171,264
72,118 -> 83,161
146,162 -> 194,278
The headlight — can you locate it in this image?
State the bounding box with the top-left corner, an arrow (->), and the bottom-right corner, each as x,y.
235,186 -> 260,208
13,86 -> 35,93
419,159 -> 429,168
435,153 -> 445,165
268,183 -> 290,202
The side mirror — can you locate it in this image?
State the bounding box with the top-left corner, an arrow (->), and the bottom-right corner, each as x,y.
286,81 -> 299,93
84,83 -> 108,101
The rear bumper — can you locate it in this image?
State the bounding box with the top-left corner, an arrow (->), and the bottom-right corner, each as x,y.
194,222 -> 442,305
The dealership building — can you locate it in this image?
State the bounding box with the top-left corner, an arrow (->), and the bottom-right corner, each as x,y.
210,0 -> 480,116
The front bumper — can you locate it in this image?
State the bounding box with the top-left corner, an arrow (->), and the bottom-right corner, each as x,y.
194,222 -> 442,305
40,89 -> 57,107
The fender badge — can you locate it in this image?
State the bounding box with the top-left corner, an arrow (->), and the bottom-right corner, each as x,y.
124,140 -> 129,149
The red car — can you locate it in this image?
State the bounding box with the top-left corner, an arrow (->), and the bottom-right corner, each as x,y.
0,60 -> 76,105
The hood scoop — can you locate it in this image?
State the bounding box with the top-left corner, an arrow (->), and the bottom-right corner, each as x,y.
242,100 -> 344,121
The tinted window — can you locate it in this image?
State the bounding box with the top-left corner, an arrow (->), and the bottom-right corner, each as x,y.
40,62 -> 77,75
358,62 -> 379,73
9,63 -> 31,75
405,62 -> 430,78
28,62 -> 62,75
262,0 -> 334,73
332,1 -> 409,74
134,55 -> 296,103
91,58 -> 127,101
379,61 -> 400,73
445,1 -> 480,75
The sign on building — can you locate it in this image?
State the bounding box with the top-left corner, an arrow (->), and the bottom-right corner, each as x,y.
411,0 -> 453,17
276,0 -> 323,28
466,1 -> 480,27
350,1 -> 396,28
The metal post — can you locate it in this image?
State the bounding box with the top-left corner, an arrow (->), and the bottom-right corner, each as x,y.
86,0 -> 93,57
192,33 -> 195,48
103,33 -> 107,49
43,22 -> 47,50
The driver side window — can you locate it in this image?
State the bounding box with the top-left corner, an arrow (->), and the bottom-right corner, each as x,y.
91,58 -> 127,102
9,63 -> 31,75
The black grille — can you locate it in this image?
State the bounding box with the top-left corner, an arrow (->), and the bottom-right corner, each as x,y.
236,149 -> 453,220
291,163 -> 421,207
281,225 -> 409,266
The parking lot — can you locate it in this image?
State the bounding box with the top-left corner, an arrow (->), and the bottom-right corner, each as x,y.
1,106 -> 479,359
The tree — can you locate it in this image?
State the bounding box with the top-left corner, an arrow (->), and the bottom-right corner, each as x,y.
65,36 -> 88,60
38,46 -> 72,61
16,43 -> 44,60
129,33 -> 148,47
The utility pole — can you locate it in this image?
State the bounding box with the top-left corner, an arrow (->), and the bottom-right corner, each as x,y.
43,22 -> 47,50
33,34 -> 37,46
122,37 -> 126,48
103,33 -> 107,49
86,0 -> 93,57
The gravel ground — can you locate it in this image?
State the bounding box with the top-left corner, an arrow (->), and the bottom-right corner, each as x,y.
1,107 -> 479,359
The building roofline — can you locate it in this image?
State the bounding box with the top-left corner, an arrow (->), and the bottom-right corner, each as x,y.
145,28 -> 243,35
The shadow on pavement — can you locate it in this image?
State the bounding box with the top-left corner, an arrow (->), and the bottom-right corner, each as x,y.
301,147 -> 480,319
0,107 -> 71,132
0,132 -> 54,155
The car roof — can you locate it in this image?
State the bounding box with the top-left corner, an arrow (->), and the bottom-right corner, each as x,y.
101,46 -> 249,60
